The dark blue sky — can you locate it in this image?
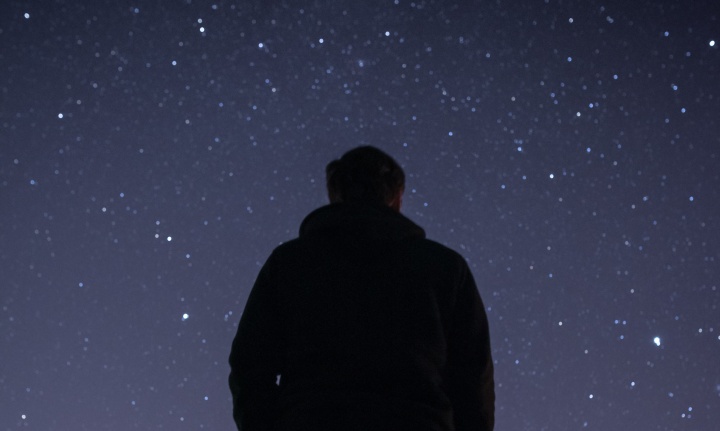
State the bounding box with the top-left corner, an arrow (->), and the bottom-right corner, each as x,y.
1,1 -> 718,429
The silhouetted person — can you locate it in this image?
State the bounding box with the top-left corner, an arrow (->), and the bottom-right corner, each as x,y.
229,146 -> 494,431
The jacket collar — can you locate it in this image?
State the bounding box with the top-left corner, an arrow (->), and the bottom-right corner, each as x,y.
299,203 -> 426,242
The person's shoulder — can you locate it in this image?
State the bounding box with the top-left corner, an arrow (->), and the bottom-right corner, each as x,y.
414,237 -> 462,255
411,237 -> 469,267
269,238 -> 303,258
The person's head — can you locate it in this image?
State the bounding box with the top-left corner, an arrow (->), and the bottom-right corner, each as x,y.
326,146 -> 405,211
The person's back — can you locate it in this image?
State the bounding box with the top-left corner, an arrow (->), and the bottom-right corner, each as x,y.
229,146 -> 494,431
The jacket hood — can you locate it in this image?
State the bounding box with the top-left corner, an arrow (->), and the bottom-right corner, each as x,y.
299,203 -> 426,242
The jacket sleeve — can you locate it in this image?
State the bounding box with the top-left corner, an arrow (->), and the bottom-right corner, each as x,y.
229,252 -> 284,431
445,261 -> 495,431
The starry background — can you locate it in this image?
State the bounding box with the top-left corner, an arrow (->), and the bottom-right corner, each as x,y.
1,0 -> 718,429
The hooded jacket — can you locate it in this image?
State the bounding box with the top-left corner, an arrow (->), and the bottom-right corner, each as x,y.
229,203 -> 494,431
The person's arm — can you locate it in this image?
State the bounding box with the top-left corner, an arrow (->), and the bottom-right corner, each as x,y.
445,262 -> 495,431
229,253 -> 284,430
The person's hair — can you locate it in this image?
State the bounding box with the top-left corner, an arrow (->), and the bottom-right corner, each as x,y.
326,146 -> 405,205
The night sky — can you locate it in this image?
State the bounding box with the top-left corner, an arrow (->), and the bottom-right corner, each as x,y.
1,0 -> 719,429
